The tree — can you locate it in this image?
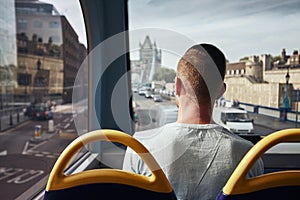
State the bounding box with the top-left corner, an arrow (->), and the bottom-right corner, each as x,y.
152,67 -> 176,83
239,56 -> 249,62
272,55 -> 281,63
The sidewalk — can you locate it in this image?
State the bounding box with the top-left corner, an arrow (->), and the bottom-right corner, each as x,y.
249,113 -> 299,130
52,104 -> 73,113
0,112 -> 28,132
0,104 -> 72,132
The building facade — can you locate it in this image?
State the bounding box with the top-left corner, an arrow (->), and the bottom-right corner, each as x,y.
15,0 -> 86,103
225,49 -> 300,110
131,35 -> 161,84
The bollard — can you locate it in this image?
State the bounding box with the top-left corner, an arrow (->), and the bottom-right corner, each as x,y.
9,114 -> 13,126
17,112 -> 20,123
48,119 -> 54,133
34,125 -> 42,138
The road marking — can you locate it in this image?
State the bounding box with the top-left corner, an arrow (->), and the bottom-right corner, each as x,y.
22,141 -> 59,159
22,141 -> 47,154
55,123 -> 61,130
63,123 -> 70,129
46,155 -> 56,158
0,167 -> 44,184
0,150 -> 7,156
63,117 -> 70,123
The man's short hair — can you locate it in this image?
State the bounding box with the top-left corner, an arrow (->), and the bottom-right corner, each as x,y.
177,43 -> 226,105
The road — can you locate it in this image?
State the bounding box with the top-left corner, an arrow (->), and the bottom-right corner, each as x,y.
133,93 -> 275,135
0,105 -> 78,200
0,95 -> 293,199
134,93 -> 300,170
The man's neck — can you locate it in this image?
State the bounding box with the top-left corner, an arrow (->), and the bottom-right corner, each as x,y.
177,98 -> 212,124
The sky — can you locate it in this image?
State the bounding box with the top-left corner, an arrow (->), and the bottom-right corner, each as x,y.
42,0 -> 87,46
42,0 -> 300,68
128,0 -> 300,63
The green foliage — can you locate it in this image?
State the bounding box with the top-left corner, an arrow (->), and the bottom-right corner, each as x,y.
272,55 -> 281,62
239,56 -> 249,62
152,67 -> 176,83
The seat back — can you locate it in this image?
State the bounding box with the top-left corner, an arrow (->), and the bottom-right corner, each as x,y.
44,129 -> 177,200
217,129 -> 300,200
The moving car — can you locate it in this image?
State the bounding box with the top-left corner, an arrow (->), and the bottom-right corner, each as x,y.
145,91 -> 152,98
153,94 -> 162,102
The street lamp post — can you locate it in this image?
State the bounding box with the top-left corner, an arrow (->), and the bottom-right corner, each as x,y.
24,67 -> 29,103
282,69 -> 290,108
296,89 -> 299,128
280,68 -> 291,121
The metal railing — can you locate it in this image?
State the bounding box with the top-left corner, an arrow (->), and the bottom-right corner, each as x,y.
236,101 -> 299,124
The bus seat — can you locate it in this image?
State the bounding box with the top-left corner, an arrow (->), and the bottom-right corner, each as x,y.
43,129 -> 177,200
216,129 -> 300,200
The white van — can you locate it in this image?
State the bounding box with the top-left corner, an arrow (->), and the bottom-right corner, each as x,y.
212,107 -> 254,134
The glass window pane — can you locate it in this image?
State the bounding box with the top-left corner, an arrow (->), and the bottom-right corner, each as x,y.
0,0 -> 87,198
129,0 -> 300,133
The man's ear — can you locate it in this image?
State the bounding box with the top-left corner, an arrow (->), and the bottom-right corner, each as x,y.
216,83 -> 226,99
175,77 -> 182,96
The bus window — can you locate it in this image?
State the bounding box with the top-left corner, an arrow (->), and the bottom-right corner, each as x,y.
128,0 -> 300,129
128,0 -> 300,174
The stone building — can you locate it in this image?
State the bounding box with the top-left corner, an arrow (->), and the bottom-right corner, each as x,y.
131,35 -> 162,84
225,49 -> 300,110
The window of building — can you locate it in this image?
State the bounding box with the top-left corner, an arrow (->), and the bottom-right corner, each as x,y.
17,19 -> 27,29
33,20 -> 43,28
17,73 -> 31,86
49,21 -> 60,28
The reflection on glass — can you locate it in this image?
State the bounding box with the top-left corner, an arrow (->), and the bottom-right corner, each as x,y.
0,0 -> 87,198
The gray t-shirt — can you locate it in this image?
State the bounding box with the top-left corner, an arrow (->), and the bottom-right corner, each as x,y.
123,122 -> 264,200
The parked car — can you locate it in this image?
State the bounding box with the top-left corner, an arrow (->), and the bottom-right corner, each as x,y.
25,103 -> 53,120
153,95 -> 162,102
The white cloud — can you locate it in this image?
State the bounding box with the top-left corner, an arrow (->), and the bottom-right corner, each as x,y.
129,0 -> 300,62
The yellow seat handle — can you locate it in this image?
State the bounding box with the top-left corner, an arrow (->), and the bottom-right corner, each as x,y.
46,129 -> 173,193
224,128 -> 300,195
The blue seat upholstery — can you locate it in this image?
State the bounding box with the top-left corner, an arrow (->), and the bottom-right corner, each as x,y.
44,129 -> 177,200
217,129 -> 300,200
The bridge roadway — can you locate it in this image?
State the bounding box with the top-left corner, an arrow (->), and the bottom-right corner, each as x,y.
133,93 -> 295,135
133,93 -> 300,172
